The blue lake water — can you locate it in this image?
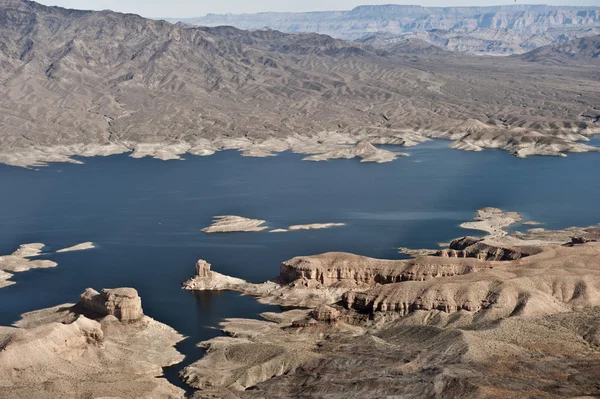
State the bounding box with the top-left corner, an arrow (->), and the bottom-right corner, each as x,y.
1,138 -> 600,390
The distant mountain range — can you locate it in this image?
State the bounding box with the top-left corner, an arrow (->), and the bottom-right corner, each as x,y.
0,0 -> 599,167
169,5 -> 600,55
520,34 -> 600,63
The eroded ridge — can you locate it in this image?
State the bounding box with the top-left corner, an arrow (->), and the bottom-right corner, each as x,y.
182,208 -> 600,398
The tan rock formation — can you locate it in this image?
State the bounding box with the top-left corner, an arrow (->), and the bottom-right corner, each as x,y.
436,236 -> 538,261
79,288 -> 144,322
195,259 -> 212,278
182,260 -> 247,291
279,252 -> 483,286
310,305 -> 341,323
345,241 -> 600,319
179,209 -> 600,398
0,288 -> 185,399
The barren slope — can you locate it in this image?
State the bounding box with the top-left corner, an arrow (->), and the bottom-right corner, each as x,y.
520,34 -> 600,64
0,0 -> 599,167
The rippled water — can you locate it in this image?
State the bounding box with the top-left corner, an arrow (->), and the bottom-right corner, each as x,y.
1,138 -> 599,389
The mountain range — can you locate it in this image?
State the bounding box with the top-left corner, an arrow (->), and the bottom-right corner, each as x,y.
0,0 -> 598,167
171,5 -> 600,55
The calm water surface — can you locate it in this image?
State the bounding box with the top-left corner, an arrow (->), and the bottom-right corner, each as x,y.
1,138 -> 600,390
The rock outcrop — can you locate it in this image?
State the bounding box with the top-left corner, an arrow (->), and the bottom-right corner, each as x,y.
279,252 -> 482,286
345,241 -> 600,318
79,287 -> 144,322
180,311 -> 322,393
180,209 -> 600,398
182,259 -> 247,291
310,305 -> 341,323
177,207 -> 600,399
0,288 -> 185,399
195,259 -> 211,278
436,236 -> 536,261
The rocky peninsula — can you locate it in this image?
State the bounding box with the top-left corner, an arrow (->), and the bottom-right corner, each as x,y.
0,287 -> 185,399
0,242 -> 100,289
181,208 -> 600,398
0,244 -> 56,289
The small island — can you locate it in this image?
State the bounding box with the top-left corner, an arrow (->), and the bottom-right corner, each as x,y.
201,216 -> 269,233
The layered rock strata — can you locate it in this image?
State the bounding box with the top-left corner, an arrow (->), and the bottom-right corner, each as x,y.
79,287 -> 144,321
279,252 -> 483,285
181,210 -> 600,398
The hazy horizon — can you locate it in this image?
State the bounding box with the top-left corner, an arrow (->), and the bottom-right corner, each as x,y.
37,1 -> 600,19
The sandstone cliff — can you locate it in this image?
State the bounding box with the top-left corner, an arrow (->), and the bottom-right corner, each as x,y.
79,287 -> 144,321
279,252 -> 483,286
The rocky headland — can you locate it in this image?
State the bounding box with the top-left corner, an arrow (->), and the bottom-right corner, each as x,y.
0,287 -> 185,399
181,208 -> 600,398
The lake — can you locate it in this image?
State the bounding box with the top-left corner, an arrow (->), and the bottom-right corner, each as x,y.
1,138 -> 600,389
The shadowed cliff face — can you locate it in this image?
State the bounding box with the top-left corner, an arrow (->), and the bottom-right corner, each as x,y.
0,1 -> 599,167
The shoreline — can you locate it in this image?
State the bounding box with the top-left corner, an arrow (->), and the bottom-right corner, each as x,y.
1,129 -> 599,169
178,208 -> 600,396
2,208 -> 600,397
